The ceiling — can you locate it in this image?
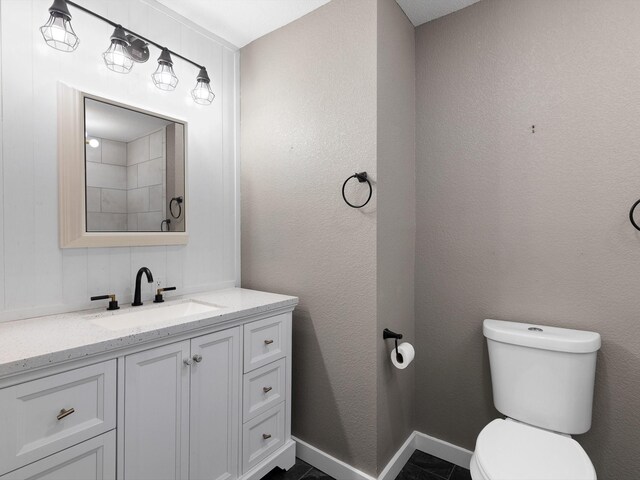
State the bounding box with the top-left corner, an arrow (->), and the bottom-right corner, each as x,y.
395,0 -> 481,26
154,0 -> 480,49
85,99 -> 173,143
156,0 -> 331,48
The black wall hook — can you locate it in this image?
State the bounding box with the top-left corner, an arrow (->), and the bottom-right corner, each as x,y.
342,172 -> 373,208
383,328 -> 403,362
630,198 -> 640,231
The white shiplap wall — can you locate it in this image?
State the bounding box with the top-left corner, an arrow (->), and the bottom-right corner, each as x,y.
0,0 -> 239,321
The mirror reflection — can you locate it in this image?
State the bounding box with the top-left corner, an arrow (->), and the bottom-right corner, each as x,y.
84,98 -> 185,233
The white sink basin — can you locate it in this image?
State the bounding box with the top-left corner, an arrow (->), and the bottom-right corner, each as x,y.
89,300 -> 223,331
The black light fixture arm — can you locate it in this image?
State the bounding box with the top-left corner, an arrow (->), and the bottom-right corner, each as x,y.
65,1 -> 204,70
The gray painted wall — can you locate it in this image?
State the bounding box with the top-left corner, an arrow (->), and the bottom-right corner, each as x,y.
240,0 -> 379,474
376,0 -> 416,472
415,1 -> 640,477
241,0 -> 417,474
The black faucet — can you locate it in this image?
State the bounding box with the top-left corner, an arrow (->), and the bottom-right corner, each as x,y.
132,267 -> 154,306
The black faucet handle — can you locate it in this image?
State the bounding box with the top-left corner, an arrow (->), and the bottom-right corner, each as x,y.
154,287 -> 176,304
91,294 -> 120,311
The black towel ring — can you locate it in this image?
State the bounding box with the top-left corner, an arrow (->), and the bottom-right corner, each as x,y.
169,196 -> 183,219
630,199 -> 640,231
342,172 -> 372,209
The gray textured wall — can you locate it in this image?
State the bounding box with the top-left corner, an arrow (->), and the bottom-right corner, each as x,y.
415,1 -> 640,477
240,0 -> 379,474
376,0 -> 416,472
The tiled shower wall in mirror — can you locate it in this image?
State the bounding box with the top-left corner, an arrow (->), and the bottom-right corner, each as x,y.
126,128 -> 167,232
86,128 -> 168,232
86,137 -> 128,231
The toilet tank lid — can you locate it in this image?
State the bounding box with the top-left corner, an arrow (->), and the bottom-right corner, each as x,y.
483,319 -> 601,353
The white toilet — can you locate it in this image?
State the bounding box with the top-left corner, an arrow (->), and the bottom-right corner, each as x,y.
470,319 -> 601,480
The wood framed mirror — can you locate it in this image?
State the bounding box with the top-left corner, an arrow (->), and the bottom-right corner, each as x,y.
58,83 -> 188,248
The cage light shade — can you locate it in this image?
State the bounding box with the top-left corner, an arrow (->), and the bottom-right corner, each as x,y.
191,67 -> 215,105
40,0 -> 79,52
152,48 -> 178,91
103,26 -> 133,74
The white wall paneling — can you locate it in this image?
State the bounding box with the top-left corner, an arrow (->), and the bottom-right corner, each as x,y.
223,47 -> 239,286
0,0 -> 4,313
0,0 -> 239,321
3,0 -> 36,312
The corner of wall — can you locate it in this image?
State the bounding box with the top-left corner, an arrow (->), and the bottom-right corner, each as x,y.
375,0 -> 417,474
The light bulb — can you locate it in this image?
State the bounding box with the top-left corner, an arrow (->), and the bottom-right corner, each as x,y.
103,26 -> 133,74
88,138 -> 100,148
191,67 -> 215,105
40,0 -> 79,52
50,24 -> 66,42
152,48 -> 178,91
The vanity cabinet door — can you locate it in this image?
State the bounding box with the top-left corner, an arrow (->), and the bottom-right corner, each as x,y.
124,341 -> 191,480
189,328 -> 241,480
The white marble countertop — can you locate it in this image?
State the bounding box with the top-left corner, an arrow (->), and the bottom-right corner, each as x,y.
0,288 -> 298,378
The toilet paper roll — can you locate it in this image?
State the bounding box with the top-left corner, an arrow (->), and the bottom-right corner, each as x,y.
391,342 -> 415,369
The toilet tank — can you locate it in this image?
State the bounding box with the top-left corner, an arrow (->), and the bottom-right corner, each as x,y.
484,319 -> 601,435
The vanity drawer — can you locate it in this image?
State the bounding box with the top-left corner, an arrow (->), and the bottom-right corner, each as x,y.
0,360 -> 117,475
0,430 -> 116,480
244,314 -> 287,372
242,403 -> 285,472
243,358 -> 286,422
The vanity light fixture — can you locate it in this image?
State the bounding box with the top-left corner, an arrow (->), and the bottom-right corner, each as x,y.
191,67 -> 215,106
103,26 -> 134,74
40,0 -> 80,52
152,48 -> 179,91
39,1 -> 214,105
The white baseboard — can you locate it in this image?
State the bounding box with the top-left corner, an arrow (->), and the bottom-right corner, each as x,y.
292,431 -> 473,480
413,432 -> 472,469
377,432 -> 417,480
292,436 -> 376,480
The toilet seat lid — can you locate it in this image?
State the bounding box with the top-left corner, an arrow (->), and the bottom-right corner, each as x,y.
474,419 -> 596,480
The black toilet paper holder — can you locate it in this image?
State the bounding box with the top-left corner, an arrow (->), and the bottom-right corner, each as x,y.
383,328 -> 403,363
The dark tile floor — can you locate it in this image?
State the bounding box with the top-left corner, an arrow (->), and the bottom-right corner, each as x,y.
395,450 -> 472,480
260,450 -> 471,480
260,458 -> 331,480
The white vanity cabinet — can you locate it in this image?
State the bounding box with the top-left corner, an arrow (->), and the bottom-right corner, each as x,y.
0,432 -> 116,480
123,340 -> 192,480
123,328 -> 240,480
241,314 -> 289,473
0,289 -> 296,480
0,361 -> 117,479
